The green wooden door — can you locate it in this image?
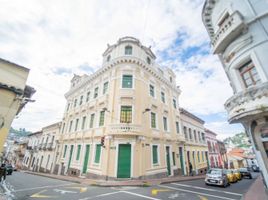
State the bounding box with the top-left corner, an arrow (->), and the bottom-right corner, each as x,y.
117,144 -> 131,178
68,145 -> 74,169
179,147 -> 185,175
166,146 -> 171,176
82,145 -> 90,174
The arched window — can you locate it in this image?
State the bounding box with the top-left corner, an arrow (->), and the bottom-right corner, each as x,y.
125,45 -> 132,55
107,55 -> 111,62
147,57 -> 151,64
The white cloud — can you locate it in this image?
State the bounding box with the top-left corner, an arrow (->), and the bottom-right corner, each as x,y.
0,0 -> 243,137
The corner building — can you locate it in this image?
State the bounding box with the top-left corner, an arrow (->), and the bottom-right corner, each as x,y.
58,37 -> 187,179
202,0 -> 268,186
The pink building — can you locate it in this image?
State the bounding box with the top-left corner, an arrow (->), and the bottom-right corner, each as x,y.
205,129 -> 223,168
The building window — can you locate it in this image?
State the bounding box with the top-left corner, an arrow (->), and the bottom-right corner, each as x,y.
198,131 -> 201,142
161,92 -> 165,103
151,112 -> 156,128
173,99 -> 177,109
152,145 -> 158,165
183,126 -> 188,140
122,75 -> 133,88
172,152 -> 176,165
69,120 -> 73,132
89,113 -> 95,128
67,103 -> 70,111
107,55 -> 111,62
201,133 -> 205,142
103,82 -> 108,94
63,145 -> 67,158
149,84 -> 155,97
81,116 -> 86,130
61,123 -> 65,134
176,121 -> 180,133
94,87 -> 99,98
147,57 -> 151,64
197,151 -> 200,163
239,61 -> 261,88
120,106 -> 132,123
99,111 -> 105,126
163,117 -> 168,131
202,151 -> 204,162
194,130 -> 197,142
94,144 -> 101,164
86,92 -> 90,102
189,128 -> 192,140
74,99 -> 77,107
75,119 -> 79,131
76,145 -> 81,160
79,95 -> 83,105
125,45 -> 132,55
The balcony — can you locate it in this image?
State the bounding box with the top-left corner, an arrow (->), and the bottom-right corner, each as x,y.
212,11 -> 246,54
108,124 -> 142,135
225,82 -> 268,123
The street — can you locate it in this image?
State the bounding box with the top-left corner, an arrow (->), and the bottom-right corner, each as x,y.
2,172 -> 258,200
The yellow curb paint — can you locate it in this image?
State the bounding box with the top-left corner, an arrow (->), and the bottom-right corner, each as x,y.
151,189 -> 171,196
198,195 -> 208,200
30,190 -> 56,198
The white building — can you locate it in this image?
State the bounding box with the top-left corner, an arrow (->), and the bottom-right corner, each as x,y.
202,0 -> 268,187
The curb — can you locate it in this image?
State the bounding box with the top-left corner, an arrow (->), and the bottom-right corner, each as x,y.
23,171 -> 205,187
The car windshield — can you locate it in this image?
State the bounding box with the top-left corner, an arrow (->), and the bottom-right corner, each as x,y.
208,170 -> 221,175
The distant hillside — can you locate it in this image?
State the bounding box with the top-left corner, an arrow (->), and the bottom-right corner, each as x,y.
223,132 -> 251,149
9,127 -> 32,137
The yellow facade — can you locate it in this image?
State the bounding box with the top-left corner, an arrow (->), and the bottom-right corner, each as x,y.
0,58 -> 35,157
55,37 -> 190,179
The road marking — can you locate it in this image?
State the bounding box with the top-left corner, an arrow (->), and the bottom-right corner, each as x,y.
158,185 -> 237,200
171,183 -> 243,196
30,190 -> 56,198
78,191 -> 122,200
122,191 -> 162,200
13,183 -> 74,192
198,195 -> 208,200
54,189 -> 77,194
64,186 -> 88,193
151,189 -> 171,195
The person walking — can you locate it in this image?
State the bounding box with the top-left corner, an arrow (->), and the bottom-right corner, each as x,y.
189,162 -> 193,176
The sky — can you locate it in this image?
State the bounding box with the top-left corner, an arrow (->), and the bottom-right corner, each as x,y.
0,0 -> 244,140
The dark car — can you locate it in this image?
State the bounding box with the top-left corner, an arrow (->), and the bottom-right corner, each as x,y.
6,164 -> 13,175
239,168 -> 252,179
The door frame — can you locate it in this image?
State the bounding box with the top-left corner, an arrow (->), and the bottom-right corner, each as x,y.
82,144 -> 90,174
115,141 -> 134,178
165,145 -> 173,176
179,146 -> 185,175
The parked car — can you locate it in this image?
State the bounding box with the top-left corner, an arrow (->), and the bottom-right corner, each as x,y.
252,165 -> 260,172
233,169 -> 242,181
226,169 -> 237,183
6,164 -> 13,175
239,168 -> 252,179
205,168 -> 229,187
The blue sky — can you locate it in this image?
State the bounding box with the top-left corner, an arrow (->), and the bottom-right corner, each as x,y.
0,0 -> 244,139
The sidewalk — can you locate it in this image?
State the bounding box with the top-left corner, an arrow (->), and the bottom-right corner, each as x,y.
243,176 -> 268,200
24,171 -> 205,187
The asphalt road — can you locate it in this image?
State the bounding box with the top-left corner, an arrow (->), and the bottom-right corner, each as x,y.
1,171 -> 259,200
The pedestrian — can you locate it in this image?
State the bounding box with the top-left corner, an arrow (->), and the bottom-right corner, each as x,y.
189,162 -> 193,176
0,163 -> 6,182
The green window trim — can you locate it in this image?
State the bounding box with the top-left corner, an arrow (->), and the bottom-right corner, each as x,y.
89,113 -> 95,128
69,121 -> 73,132
75,119 -> 79,131
173,99 -> 177,109
76,145 -> 81,160
161,92 -> 165,103
82,116 -> 86,130
120,106 -> 132,123
122,75 -> 133,88
99,111 -> 105,126
151,112 -> 156,128
63,145 -> 67,158
103,82 -> 108,94
94,144 -> 101,164
172,152 -> 176,165
149,84 -> 155,97
152,145 -> 158,164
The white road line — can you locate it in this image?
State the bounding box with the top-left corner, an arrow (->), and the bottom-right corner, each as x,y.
79,191 -> 122,200
171,183 -> 243,196
13,183 -> 75,192
122,191 -> 162,200
158,185 -> 238,200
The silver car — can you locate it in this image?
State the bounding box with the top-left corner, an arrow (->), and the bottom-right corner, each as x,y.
205,168 -> 229,187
